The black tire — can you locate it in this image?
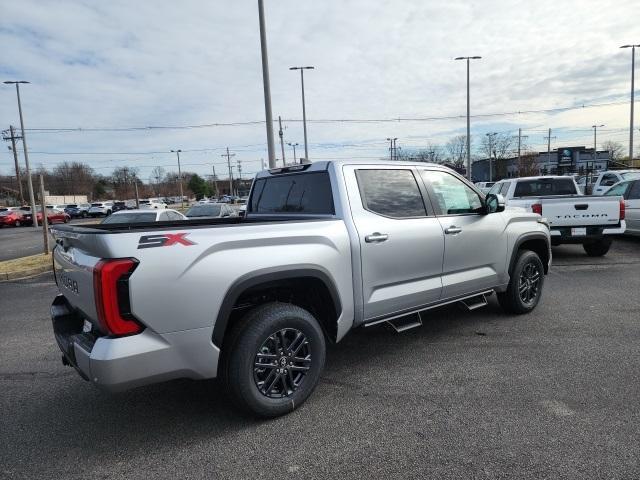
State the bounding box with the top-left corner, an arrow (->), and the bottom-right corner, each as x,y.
498,249 -> 545,314
583,237 -> 612,257
221,302 -> 326,418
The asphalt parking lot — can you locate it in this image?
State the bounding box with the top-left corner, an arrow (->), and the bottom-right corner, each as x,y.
0,218 -> 96,261
1,238 -> 639,479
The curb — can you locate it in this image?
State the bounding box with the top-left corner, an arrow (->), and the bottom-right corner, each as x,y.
0,263 -> 52,282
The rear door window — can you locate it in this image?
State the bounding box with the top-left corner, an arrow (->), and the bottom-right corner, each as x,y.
249,172 -> 334,214
356,169 -> 427,218
513,178 -> 577,197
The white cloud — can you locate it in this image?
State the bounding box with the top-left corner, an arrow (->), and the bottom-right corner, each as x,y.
0,0 -> 638,180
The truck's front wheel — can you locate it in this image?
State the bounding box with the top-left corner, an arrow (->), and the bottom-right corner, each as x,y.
583,237 -> 612,257
498,250 -> 545,314
222,302 -> 326,418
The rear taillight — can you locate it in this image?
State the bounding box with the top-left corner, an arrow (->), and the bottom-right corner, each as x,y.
531,203 -> 542,215
93,258 -> 142,336
620,200 -> 625,221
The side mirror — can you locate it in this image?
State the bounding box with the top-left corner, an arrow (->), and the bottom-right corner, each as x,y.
485,193 -> 505,214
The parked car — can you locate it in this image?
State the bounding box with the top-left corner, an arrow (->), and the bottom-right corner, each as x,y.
112,201 -> 128,213
100,209 -> 186,224
591,170 -> 640,195
50,160 -> 551,417
605,179 -> 640,236
575,174 -> 599,195
0,209 -> 25,227
64,203 -> 92,218
139,199 -> 167,209
0,206 -> 25,212
23,207 -> 70,225
88,201 -> 114,217
185,202 -> 236,219
474,181 -> 495,194
487,176 -> 625,256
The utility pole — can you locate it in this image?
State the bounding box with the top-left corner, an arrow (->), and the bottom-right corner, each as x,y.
3,125 -> 25,204
222,147 -> 235,195
4,81 -> 38,227
387,137 -> 398,161
211,164 -> 219,198
258,0 -> 276,168
620,45 -> 639,163
515,128 -> 528,176
289,66 -> 315,162
38,174 -> 49,254
486,132 -> 497,182
278,115 -> 286,166
455,56 -> 482,180
287,142 -> 299,164
171,149 -> 184,209
592,124 -> 604,169
237,160 -> 243,196
544,128 -> 556,174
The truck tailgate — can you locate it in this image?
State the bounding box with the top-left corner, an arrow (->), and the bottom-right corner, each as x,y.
539,196 -> 621,227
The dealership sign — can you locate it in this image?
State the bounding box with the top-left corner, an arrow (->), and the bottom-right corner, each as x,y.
557,148 -> 574,166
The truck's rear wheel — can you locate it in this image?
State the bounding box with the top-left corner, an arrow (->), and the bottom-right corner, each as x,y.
583,237 -> 612,257
221,302 -> 326,418
498,250 -> 544,314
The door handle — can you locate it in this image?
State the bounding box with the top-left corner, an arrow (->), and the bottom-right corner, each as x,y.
365,232 -> 389,243
444,226 -> 462,235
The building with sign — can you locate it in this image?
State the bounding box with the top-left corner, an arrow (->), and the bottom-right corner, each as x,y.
471,147 -> 610,182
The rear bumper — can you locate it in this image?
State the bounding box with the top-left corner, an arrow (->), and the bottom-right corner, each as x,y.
51,295 -> 220,392
549,221 -> 626,244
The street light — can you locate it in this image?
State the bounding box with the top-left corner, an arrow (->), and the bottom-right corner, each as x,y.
289,66 -> 315,162
620,45 -> 640,163
4,80 -> 38,227
485,132 -> 497,182
454,56 -> 482,180
592,124 -> 605,168
258,0 -> 276,168
386,137 -> 398,161
170,149 -> 184,209
287,142 -> 299,164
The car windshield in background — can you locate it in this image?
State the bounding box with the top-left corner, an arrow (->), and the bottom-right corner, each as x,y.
621,172 -> 640,180
604,182 -> 631,197
101,212 -> 157,224
186,204 -> 222,217
513,178 -> 576,197
66,204 -> 78,208
91,203 -> 102,207
250,172 -> 334,214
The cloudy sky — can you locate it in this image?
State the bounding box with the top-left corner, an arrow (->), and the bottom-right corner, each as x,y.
0,0 -> 638,181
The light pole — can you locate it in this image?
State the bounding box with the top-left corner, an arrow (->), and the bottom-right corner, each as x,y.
592,124 -> 604,169
386,137 -> 398,160
287,142 -> 299,164
486,132 -> 497,182
620,45 -> 639,163
258,0 -> 276,168
4,80 -> 38,227
170,149 -> 184,209
289,66 -> 314,162
454,56 -> 481,180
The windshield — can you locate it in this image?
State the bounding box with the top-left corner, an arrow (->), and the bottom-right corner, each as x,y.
604,181 -> 631,197
621,172 -> 640,180
91,203 -> 102,207
66,204 -> 77,208
513,178 -> 577,197
102,212 -> 157,224
186,204 -> 222,217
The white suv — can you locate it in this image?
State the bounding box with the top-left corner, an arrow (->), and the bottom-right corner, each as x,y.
88,201 -> 114,217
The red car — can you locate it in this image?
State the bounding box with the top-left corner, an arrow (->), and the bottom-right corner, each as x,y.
0,209 -> 26,227
22,208 -> 70,226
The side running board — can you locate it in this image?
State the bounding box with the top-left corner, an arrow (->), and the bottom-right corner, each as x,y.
386,313 -> 423,333
460,293 -> 490,311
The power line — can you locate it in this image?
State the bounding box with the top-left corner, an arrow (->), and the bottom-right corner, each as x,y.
19,99 -> 635,134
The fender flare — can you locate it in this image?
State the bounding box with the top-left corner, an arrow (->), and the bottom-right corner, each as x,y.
212,266 -> 342,347
508,232 -> 551,275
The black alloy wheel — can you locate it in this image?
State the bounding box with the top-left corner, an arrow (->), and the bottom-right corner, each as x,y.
518,261 -> 541,306
253,328 -> 311,398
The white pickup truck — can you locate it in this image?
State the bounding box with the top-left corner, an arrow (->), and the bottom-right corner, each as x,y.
488,176 -> 626,256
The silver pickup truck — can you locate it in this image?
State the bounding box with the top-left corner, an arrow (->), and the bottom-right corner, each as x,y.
50,161 -> 551,417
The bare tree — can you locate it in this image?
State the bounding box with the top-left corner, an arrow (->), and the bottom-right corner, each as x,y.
601,140 -> 624,163
150,166 -> 166,195
397,143 -> 444,163
445,135 -> 468,168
